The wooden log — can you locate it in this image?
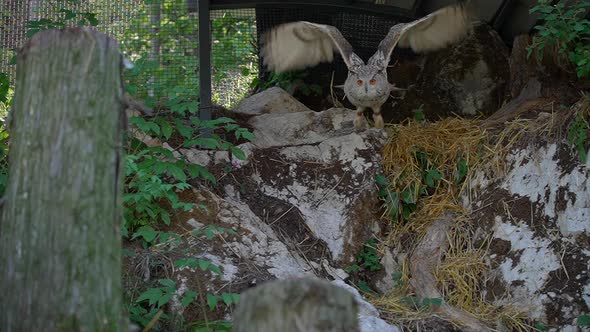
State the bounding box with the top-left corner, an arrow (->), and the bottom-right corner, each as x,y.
233,277 -> 359,332
0,28 -> 125,331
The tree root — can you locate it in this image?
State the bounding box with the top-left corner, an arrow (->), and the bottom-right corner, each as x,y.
409,211 -> 492,332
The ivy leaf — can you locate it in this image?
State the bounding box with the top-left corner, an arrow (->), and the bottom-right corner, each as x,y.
181,290 -> 198,308
221,293 -> 234,306
160,210 -> 171,225
167,163 -> 187,182
207,294 -> 220,310
230,146 -> 246,160
136,288 -> 162,306
204,226 -> 216,240
131,226 -> 158,243
400,187 -> 416,204
374,174 -> 388,187
160,120 -> 173,140
425,169 -> 441,188
158,279 -> 176,289
158,292 -> 173,307
175,119 -> 194,139
175,258 -> 197,269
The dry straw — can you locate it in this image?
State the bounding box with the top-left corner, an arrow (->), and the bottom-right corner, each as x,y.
373,113 -> 553,330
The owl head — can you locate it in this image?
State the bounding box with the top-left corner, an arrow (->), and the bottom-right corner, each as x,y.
344,65 -> 390,107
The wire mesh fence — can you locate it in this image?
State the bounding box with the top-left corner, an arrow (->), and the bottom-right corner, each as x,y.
0,0 -> 258,109
1,0 -> 413,112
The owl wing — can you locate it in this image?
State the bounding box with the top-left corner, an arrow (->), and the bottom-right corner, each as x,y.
368,4 -> 471,69
260,21 -> 364,73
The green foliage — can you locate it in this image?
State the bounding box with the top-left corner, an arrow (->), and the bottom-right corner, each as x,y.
26,0 -> 99,37
391,271 -> 404,287
578,314 -> 590,327
192,225 -> 239,240
534,322 -> 548,332
376,148 -> 451,223
454,158 -> 469,184
375,174 -> 400,221
120,2 -> 257,108
528,0 -> 590,78
568,110 -> 589,162
206,292 -> 240,310
412,104 -> 425,121
0,72 -> 11,196
356,239 -> 382,272
189,320 -> 233,332
249,70 -> 322,96
129,278 -> 197,327
357,280 -> 377,294
400,296 -> 443,310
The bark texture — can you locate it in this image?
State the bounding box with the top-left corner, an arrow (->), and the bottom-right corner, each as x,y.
0,28 -> 125,331
233,277 -> 359,332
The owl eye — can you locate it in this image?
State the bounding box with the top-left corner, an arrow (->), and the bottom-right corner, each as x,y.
356,80 -> 363,86
369,79 -> 377,85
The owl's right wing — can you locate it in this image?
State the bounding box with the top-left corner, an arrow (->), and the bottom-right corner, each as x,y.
260,21 -> 364,73
369,4 -> 471,68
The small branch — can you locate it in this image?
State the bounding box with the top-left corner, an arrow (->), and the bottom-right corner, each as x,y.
409,211 -> 492,332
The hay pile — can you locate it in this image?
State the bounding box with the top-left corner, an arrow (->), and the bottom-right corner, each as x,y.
371,116 -> 540,331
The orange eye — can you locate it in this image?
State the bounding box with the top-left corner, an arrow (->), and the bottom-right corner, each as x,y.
356,80 -> 363,86
369,79 -> 377,85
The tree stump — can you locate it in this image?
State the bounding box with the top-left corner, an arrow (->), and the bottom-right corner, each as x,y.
0,28 -> 125,331
233,277 -> 359,332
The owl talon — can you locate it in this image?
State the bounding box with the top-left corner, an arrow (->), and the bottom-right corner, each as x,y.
354,110 -> 366,130
373,112 -> 384,129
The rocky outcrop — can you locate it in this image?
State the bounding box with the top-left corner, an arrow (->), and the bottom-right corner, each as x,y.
383,23 -> 510,122
464,107 -> 590,330
232,86 -> 312,116
162,88 -> 398,330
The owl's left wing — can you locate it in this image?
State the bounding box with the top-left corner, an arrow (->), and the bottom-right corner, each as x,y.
260,21 -> 363,73
369,4 -> 471,68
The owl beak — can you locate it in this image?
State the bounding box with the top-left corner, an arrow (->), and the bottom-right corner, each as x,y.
365,85 -> 368,93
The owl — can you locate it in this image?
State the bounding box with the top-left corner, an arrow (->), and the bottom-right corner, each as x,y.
260,4 -> 472,129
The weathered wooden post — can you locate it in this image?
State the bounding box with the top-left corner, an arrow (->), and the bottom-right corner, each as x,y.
233,277 -> 360,332
0,28 -> 125,331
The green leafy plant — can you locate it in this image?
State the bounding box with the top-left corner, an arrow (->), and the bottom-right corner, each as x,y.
568,110 -> 589,162
250,70 -> 322,96
400,296 -> 443,310
376,148 -> 448,224
129,278 -> 198,327
454,158 -> 469,184
579,314 -> 590,327
0,72 -> 12,196
534,322 -> 548,332
375,174 -> 400,220
413,104 -> 425,121
528,0 -> 590,78
356,239 -> 382,272
391,271 -> 404,287
357,280 -> 377,294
